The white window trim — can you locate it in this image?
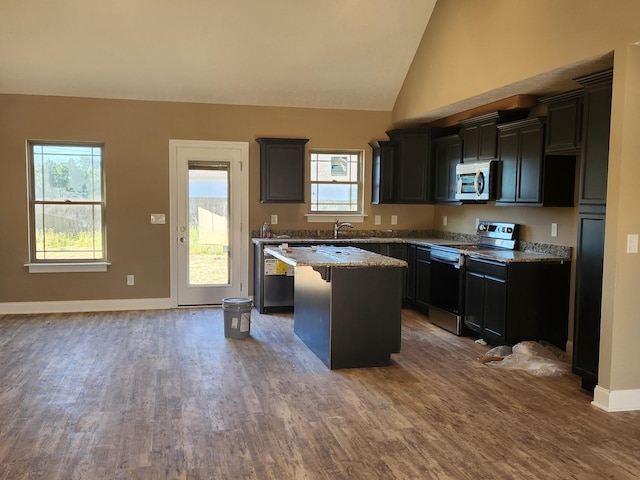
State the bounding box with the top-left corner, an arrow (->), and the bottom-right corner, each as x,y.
27,141 -> 107,267
25,262 -> 110,273
308,149 -> 365,219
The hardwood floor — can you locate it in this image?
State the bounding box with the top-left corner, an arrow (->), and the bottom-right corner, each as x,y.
1,308 -> 639,479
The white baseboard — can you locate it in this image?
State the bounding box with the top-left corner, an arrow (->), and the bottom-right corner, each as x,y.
0,298 -> 173,315
592,385 -> 640,412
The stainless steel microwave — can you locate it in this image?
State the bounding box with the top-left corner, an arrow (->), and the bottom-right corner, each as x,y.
455,160 -> 495,201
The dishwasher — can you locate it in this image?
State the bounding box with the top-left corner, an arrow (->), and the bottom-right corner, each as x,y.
254,242 -> 299,313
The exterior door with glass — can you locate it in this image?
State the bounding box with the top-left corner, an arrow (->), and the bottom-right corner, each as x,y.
170,140 -> 248,306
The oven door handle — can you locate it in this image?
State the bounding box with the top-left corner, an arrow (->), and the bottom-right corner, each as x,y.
430,254 -> 461,268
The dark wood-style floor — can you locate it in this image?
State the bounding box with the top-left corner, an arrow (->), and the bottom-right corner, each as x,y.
1,308 -> 639,479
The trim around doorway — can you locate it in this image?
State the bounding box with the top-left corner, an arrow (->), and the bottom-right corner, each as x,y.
168,140 -> 250,307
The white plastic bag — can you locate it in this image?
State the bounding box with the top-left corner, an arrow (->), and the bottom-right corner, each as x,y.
483,341 -> 570,377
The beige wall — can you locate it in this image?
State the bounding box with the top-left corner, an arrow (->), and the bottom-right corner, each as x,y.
2,95 -> 433,302
395,0 -> 640,398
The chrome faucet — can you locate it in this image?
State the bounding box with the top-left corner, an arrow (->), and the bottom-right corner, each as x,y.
334,220 -> 354,238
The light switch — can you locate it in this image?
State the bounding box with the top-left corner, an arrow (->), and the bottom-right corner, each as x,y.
271,214 -> 278,225
551,223 -> 558,237
151,214 -> 165,224
391,215 -> 398,225
374,215 -> 381,225
443,215 -> 448,226
627,234 -> 639,254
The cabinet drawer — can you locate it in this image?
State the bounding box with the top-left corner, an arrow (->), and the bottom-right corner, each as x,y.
465,258 -> 506,279
417,247 -> 430,262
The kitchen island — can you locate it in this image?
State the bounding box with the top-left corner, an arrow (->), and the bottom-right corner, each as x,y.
264,245 -> 407,369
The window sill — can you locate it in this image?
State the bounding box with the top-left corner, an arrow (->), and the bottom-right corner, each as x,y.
305,214 -> 366,223
25,262 -> 111,273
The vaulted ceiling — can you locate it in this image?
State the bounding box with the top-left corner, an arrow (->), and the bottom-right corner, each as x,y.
0,0 -> 436,111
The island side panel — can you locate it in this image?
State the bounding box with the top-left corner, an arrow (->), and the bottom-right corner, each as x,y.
293,265 -> 332,368
330,266 -> 403,369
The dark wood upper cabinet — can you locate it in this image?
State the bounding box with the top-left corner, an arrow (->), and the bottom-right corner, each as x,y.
369,140 -> 395,204
575,69 -> 613,207
460,110 -> 530,163
496,117 -> 575,207
257,137 -> 309,203
387,127 -> 434,203
433,134 -> 462,204
539,90 -> 584,153
460,112 -> 499,162
496,118 -> 545,204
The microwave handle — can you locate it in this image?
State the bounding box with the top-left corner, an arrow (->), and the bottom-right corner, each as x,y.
474,169 -> 481,195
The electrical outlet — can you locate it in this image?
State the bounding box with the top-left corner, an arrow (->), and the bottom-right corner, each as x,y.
271,214 -> 278,225
150,213 -> 165,224
443,215 -> 448,226
475,218 -> 480,229
391,215 -> 398,225
551,223 -> 558,237
127,275 -> 135,286
374,215 -> 381,225
627,234 -> 639,254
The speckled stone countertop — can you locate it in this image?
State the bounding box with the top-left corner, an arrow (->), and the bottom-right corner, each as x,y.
264,245 -> 408,268
464,249 -> 570,263
254,235 -> 571,263
252,237 -> 471,247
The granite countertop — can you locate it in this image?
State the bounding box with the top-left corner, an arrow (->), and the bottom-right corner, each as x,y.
254,236 -> 571,263
464,249 -> 570,263
253,237 -> 470,247
264,245 -> 408,268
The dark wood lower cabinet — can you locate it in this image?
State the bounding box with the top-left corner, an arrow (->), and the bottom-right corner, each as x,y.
573,211 -> 606,391
405,245 -> 417,305
464,260 -> 508,345
464,257 -> 570,349
294,265 -> 403,369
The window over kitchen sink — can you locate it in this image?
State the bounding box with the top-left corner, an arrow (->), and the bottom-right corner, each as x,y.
306,149 -> 365,223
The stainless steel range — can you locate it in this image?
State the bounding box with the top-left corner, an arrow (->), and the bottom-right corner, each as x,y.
428,221 -> 519,335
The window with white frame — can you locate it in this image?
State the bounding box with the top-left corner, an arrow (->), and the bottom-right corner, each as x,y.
27,142 -> 106,262
309,150 -> 363,213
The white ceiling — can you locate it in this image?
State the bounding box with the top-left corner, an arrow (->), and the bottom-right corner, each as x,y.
0,0 -> 436,111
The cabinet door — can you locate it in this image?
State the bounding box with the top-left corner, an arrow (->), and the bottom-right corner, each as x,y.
516,123 -> 544,203
546,97 -> 582,152
478,120 -> 499,160
464,271 -> 484,333
258,138 -> 309,203
385,244 -> 408,300
406,245 -> 417,303
462,124 -> 480,162
461,117 -> 498,162
415,248 -> 430,311
573,212 -> 605,389
396,132 -> 430,203
497,130 -> 519,202
370,141 -> 395,204
434,136 -> 462,203
482,276 -> 507,345
579,79 -> 612,206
